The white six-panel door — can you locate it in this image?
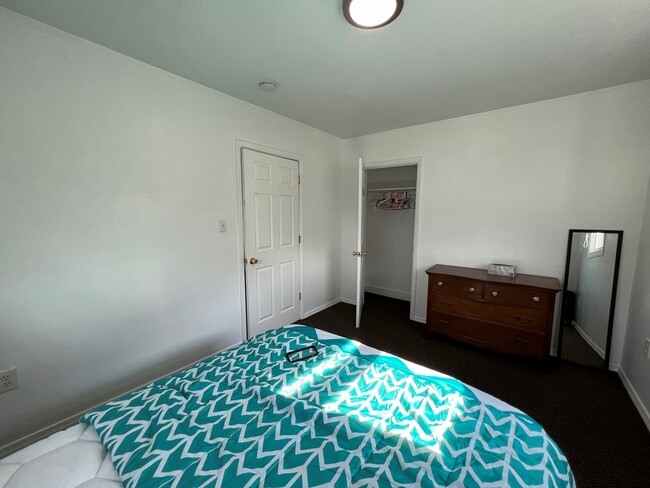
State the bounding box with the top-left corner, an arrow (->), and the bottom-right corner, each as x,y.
242,148 -> 300,338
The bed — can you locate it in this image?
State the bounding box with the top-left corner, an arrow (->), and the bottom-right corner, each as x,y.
0,325 -> 575,487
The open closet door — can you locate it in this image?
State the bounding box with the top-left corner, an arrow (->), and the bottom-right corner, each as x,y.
355,157 -> 367,328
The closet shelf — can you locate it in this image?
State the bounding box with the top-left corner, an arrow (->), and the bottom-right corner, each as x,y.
367,186 -> 416,191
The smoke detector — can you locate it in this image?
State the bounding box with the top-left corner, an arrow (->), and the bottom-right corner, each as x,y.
258,81 -> 276,92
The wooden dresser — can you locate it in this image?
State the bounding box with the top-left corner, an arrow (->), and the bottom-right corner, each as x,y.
426,265 -> 561,363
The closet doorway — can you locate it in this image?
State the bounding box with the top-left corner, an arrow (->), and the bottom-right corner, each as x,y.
361,158 -> 421,322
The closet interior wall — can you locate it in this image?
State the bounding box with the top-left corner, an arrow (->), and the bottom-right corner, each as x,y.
365,165 -> 417,302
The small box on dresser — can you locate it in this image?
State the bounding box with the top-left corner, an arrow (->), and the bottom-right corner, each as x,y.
425,264 -> 561,364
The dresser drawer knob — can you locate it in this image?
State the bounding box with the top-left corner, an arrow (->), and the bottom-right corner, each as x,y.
533,296 -> 540,302
437,281 -> 443,286
469,287 -> 475,292
517,316 -> 532,324
515,337 -> 531,345
439,320 -> 450,327
491,291 -> 498,296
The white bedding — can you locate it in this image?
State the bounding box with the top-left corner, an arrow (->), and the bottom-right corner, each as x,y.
0,423 -> 121,488
0,326 -> 528,487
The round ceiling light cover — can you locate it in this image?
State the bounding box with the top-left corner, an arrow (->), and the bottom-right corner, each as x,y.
343,0 -> 403,29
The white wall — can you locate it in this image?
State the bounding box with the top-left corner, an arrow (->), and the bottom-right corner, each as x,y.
0,8 -> 342,447
342,80 -> 650,370
365,166 -> 417,300
365,209 -> 415,301
621,176 -> 650,429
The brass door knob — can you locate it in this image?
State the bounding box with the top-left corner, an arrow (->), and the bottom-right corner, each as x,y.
249,257 -> 259,265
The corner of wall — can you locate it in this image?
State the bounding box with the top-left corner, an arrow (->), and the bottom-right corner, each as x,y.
619,150 -> 650,432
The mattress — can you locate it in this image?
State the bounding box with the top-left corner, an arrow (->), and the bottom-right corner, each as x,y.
0,325 -> 574,487
0,423 -> 121,487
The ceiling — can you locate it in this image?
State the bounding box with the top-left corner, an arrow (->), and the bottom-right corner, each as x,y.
2,0 -> 649,139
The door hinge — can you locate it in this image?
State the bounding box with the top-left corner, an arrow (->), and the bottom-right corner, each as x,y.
299,293 -> 302,300
299,235 -> 301,244
298,174 -> 301,184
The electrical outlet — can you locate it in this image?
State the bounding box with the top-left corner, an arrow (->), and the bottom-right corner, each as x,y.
0,368 -> 18,394
644,338 -> 650,360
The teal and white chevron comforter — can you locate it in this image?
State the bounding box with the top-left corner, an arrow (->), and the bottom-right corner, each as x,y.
81,326 -> 575,487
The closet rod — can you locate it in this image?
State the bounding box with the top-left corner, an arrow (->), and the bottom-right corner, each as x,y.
367,186 -> 416,191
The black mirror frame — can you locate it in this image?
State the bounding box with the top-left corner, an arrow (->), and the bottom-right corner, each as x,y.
557,229 -> 623,369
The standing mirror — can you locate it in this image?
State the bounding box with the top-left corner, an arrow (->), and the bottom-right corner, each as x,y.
558,229 -> 623,369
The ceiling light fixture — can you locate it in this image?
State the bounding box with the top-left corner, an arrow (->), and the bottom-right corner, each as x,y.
258,81 -> 276,92
343,0 -> 403,29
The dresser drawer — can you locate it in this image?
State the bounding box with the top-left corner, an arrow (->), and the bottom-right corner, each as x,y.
429,293 -> 547,332
429,293 -> 480,316
429,274 -> 483,299
428,311 -> 545,357
428,311 -> 493,343
484,284 -> 550,309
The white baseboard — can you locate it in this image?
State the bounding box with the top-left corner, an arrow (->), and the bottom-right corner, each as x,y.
413,315 -> 426,324
340,297 -> 355,305
618,367 -> 650,432
364,284 -> 410,302
302,298 -> 341,319
0,342 -> 241,459
572,320 -> 606,359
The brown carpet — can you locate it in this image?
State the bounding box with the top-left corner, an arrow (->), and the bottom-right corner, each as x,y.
299,293 -> 650,488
